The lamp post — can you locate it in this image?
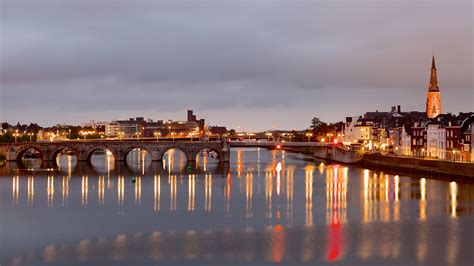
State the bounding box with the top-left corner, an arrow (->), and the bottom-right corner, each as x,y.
28,132 -> 33,142
68,129 -> 71,140
154,132 -> 161,142
266,132 -> 272,141
14,130 -> 19,143
306,132 -> 313,142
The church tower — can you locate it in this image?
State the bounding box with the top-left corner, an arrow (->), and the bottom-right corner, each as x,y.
426,56 -> 442,118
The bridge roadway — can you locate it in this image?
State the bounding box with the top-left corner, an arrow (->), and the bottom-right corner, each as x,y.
229,140 -> 330,148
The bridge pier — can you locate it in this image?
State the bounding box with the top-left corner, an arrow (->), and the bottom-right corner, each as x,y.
6,149 -> 18,161
151,150 -> 161,161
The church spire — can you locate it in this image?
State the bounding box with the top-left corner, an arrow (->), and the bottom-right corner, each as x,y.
426,55 -> 442,119
429,55 -> 439,92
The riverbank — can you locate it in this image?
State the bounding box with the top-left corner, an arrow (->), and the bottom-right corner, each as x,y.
361,154 -> 474,178
284,146 -> 474,178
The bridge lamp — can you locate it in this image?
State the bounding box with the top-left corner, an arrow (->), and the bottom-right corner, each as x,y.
266,132 -> 272,141
27,132 -> 34,142
154,132 -> 161,141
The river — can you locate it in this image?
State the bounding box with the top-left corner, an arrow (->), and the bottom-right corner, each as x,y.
0,148 -> 473,265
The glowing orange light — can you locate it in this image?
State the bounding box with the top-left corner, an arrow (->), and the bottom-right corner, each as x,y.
277,145 -> 281,149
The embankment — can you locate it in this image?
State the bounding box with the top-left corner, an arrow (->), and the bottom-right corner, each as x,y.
284,146 -> 474,178
362,154 -> 474,178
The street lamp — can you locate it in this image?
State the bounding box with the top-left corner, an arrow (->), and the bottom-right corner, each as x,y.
154,131 -> 161,142
266,132 -> 272,141
306,132 -> 313,142
28,132 -> 34,142
13,130 -> 19,143
68,129 -> 71,140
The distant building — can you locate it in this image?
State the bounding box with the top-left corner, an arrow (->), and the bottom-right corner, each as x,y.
209,126 -> 227,136
410,123 -> 427,157
81,120 -> 107,129
460,114 -> 473,162
426,56 -> 442,118
344,116 -> 373,143
105,117 -> 145,138
426,118 -> 446,159
105,111 -> 208,138
400,125 -> 411,156
187,110 -> 205,132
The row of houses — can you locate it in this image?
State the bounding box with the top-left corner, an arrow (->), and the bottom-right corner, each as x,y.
344,107 -> 473,162
396,113 -> 473,162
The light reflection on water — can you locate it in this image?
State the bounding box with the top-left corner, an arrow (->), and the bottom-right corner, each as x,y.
0,148 -> 473,266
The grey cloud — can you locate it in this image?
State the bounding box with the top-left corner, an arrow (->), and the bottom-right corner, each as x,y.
0,1 -> 472,130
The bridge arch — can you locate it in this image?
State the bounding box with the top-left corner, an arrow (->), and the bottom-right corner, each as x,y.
51,146 -> 79,161
14,145 -> 44,169
194,146 -> 222,161
85,146 -> 116,162
160,145 -> 189,161
15,145 -> 44,162
122,145 -> 152,162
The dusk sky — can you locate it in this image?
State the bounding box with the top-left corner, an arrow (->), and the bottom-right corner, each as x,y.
1,1 -> 472,131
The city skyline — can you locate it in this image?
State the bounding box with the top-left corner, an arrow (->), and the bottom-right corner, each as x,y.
1,1 -> 473,131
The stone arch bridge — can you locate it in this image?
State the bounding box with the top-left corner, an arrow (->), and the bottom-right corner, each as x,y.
0,140 -> 230,164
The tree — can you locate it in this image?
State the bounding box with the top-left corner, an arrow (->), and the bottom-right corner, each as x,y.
2,122 -> 10,130
310,117 -> 324,130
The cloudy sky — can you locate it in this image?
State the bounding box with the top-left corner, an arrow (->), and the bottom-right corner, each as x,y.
1,1 -> 472,131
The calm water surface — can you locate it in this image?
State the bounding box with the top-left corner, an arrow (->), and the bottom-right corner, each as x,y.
0,148 -> 473,266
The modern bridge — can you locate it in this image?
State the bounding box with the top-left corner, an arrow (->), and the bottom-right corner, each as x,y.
229,140 -> 331,148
